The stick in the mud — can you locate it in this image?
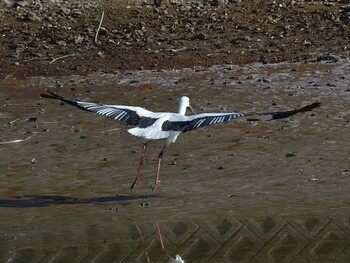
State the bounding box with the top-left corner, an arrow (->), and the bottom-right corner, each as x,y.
95,11 -> 105,45
49,54 -> 76,65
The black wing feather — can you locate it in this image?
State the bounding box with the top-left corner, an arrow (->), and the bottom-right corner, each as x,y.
162,102 -> 321,133
162,113 -> 245,133
40,90 -> 157,127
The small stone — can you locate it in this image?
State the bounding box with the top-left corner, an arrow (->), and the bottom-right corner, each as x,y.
14,1 -> 29,7
285,153 -> 296,157
340,170 -> 349,176
109,207 -> 119,212
322,53 -> 340,62
98,27 -> 108,36
303,40 -> 312,46
2,0 -> 13,5
22,12 -> 41,22
71,10 -> 83,17
58,41 -> 67,46
31,158 -> 37,164
195,33 -> 207,41
60,7 -> 71,16
27,117 -> 37,122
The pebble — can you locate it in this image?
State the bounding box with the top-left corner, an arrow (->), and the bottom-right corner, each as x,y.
309,177 -> 319,182
27,117 -> 37,122
13,1 -> 29,7
285,153 -> 296,157
195,33 -> 207,41
109,207 -> 119,212
21,12 -> 41,22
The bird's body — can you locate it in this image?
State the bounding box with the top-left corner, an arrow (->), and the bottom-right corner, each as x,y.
41,90 -> 320,190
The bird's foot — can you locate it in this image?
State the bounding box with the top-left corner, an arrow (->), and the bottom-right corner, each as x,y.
130,181 -> 138,191
150,181 -> 160,191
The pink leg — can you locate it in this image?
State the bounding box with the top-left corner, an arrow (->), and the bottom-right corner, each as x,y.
130,141 -> 150,190
153,145 -> 166,191
136,225 -> 150,263
156,224 -> 165,250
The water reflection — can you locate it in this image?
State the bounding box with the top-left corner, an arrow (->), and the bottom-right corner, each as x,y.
1,215 -> 349,262
136,224 -> 185,263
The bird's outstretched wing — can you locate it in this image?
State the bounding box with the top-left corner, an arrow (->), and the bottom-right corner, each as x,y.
162,102 -> 321,133
40,90 -> 158,127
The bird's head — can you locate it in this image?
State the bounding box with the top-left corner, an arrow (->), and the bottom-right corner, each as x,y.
178,96 -> 196,115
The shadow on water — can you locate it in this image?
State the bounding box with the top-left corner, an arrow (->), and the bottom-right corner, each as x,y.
0,194 -> 157,207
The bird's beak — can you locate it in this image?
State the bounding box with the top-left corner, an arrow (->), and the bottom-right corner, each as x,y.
188,105 -> 196,115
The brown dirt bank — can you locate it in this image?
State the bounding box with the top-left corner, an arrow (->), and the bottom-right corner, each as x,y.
1,0 -> 349,78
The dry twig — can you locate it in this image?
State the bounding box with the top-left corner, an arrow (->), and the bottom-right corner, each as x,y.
0,137 -> 31,145
50,54 -> 77,65
95,11 -> 105,45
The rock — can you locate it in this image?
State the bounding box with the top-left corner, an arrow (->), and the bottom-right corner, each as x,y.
60,7 -> 71,16
27,117 -> 37,122
74,35 -> 84,45
212,0 -> 230,6
285,153 -> 296,157
303,40 -> 312,46
109,207 -> 119,212
98,27 -> 108,36
71,9 -> 83,18
9,44 -> 25,55
195,33 -> 207,40
21,12 -> 41,22
2,0 -> 13,5
13,1 -> 30,7
321,53 -> 340,63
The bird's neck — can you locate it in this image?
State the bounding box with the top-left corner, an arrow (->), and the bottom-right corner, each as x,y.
177,105 -> 186,115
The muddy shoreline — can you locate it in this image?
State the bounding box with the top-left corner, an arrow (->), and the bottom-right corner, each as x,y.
1,0 -> 349,78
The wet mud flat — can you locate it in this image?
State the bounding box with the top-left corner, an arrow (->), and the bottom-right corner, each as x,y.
1,60 -> 349,262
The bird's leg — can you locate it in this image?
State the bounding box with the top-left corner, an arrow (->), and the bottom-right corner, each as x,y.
153,145 -> 166,191
156,224 -> 165,250
130,141 -> 150,190
136,225 -> 150,263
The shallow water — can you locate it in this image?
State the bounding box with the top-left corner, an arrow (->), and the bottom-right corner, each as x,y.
0,61 -> 349,262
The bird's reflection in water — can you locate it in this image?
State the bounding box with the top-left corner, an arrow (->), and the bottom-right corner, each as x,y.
1,215 -> 350,262
136,224 -> 185,263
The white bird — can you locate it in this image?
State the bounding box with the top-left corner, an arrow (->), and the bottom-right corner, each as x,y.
41,90 -> 320,191
170,255 -> 185,263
